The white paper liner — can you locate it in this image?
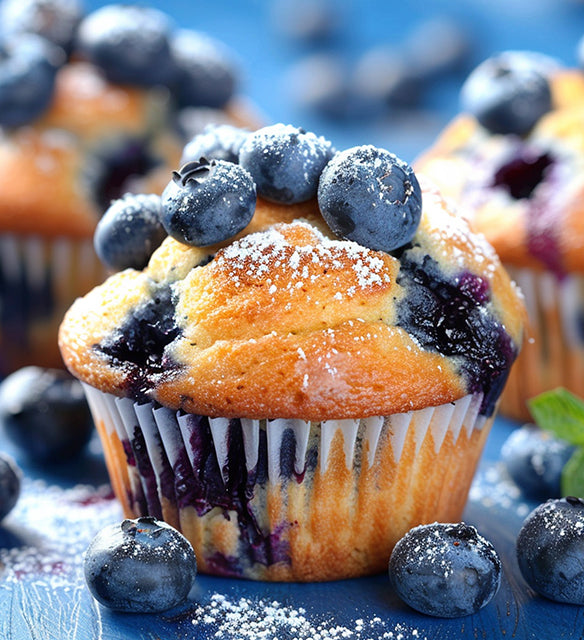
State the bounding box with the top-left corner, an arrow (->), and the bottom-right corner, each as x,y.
83,385 -> 486,515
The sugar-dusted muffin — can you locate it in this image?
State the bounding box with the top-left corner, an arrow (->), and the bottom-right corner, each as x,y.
0,0 -> 259,376
59,127 -> 525,581
416,51 -> 584,422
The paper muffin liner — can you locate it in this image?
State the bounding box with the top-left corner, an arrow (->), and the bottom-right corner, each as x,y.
83,383 -> 494,582
500,267 -> 584,422
0,234 -> 108,375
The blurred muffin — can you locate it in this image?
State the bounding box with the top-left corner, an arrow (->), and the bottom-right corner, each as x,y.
0,0 -> 259,376
59,128 -> 525,581
416,51 -> 584,422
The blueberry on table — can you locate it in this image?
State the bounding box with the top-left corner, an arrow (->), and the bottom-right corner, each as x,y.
0,453 -> 21,522
84,516 -> 197,613
0,367 -> 94,464
318,145 -> 422,253
239,123 -> 335,204
460,51 -> 552,136
389,522 -> 501,618
0,33 -> 65,128
501,423 -> 575,501
517,497 -> 584,604
76,4 -> 177,87
170,29 -> 238,109
161,158 -> 256,247
180,123 -> 250,165
94,193 -> 167,271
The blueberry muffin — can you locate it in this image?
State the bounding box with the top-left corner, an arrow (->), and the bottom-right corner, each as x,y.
0,0 -> 259,376
59,126 -> 525,581
416,51 -> 584,421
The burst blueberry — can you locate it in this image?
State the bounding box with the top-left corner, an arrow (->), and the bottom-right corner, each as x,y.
501,423 -> 575,500
318,145 -> 422,252
517,497 -> 584,604
0,33 -> 65,127
161,158 -> 256,247
76,4 -> 177,87
0,453 -> 21,522
84,516 -> 197,613
460,51 -> 552,136
94,193 -> 167,271
239,123 -> 335,204
170,29 -> 238,109
0,366 -> 94,464
389,522 -> 501,618
180,124 -> 250,165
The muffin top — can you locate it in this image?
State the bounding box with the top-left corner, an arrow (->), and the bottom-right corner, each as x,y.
60,133 -> 525,421
415,53 -> 584,276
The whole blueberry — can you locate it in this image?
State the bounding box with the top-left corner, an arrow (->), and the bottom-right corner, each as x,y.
318,145 -> 422,252
517,497 -> 584,604
170,29 -> 238,109
0,0 -> 84,55
94,193 -> 167,271
76,5 -> 177,87
0,367 -> 94,464
460,51 -> 552,136
0,453 -> 21,522
84,516 -> 197,613
180,124 -> 250,165
501,423 -> 575,501
0,33 -> 65,127
161,158 -> 256,246
389,522 -> 501,618
239,123 -> 335,204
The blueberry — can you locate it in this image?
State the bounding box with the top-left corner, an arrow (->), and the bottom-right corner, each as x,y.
517,497 -> 584,604
161,158 -> 256,247
389,522 -> 501,618
0,33 -> 65,127
0,367 -> 94,464
270,0 -> 341,44
318,145 -> 422,252
180,124 -> 250,165
0,0 -> 83,55
84,516 -> 197,613
94,193 -> 167,272
239,123 -> 335,204
501,423 -> 575,501
170,29 -> 238,109
460,51 -> 552,136
75,4 -> 177,87
0,453 -> 21,522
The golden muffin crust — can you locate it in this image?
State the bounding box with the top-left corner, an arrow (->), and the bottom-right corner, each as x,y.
59,183 -> 525,421
415,68 -> 584,273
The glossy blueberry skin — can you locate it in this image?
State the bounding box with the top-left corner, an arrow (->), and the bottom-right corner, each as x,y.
517,497 -> 584,604
389,522 -> 501,618
180,124 -> 250,165
84,516 -> 197,613
0,0 -> 83,55
318,145 -> 422,252
170,29 -> 238,109
501,424 -> 575,501
460,51 -> 552,136
94,193 -> 167,271
76,5 -> 177,87
0,33 -> 64,128
0,367 -> 94,464
239,123 -> 335,204
0,453 -> 21,522
161,159 -> 256,247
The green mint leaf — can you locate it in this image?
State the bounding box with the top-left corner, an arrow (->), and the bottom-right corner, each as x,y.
561,447 -> 584,498
528,387 -> 584,446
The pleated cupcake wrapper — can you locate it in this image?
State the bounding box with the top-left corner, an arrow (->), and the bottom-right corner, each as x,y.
83,384 -> 486,520
502,267 -> 584,420
0,234 -> 108,371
